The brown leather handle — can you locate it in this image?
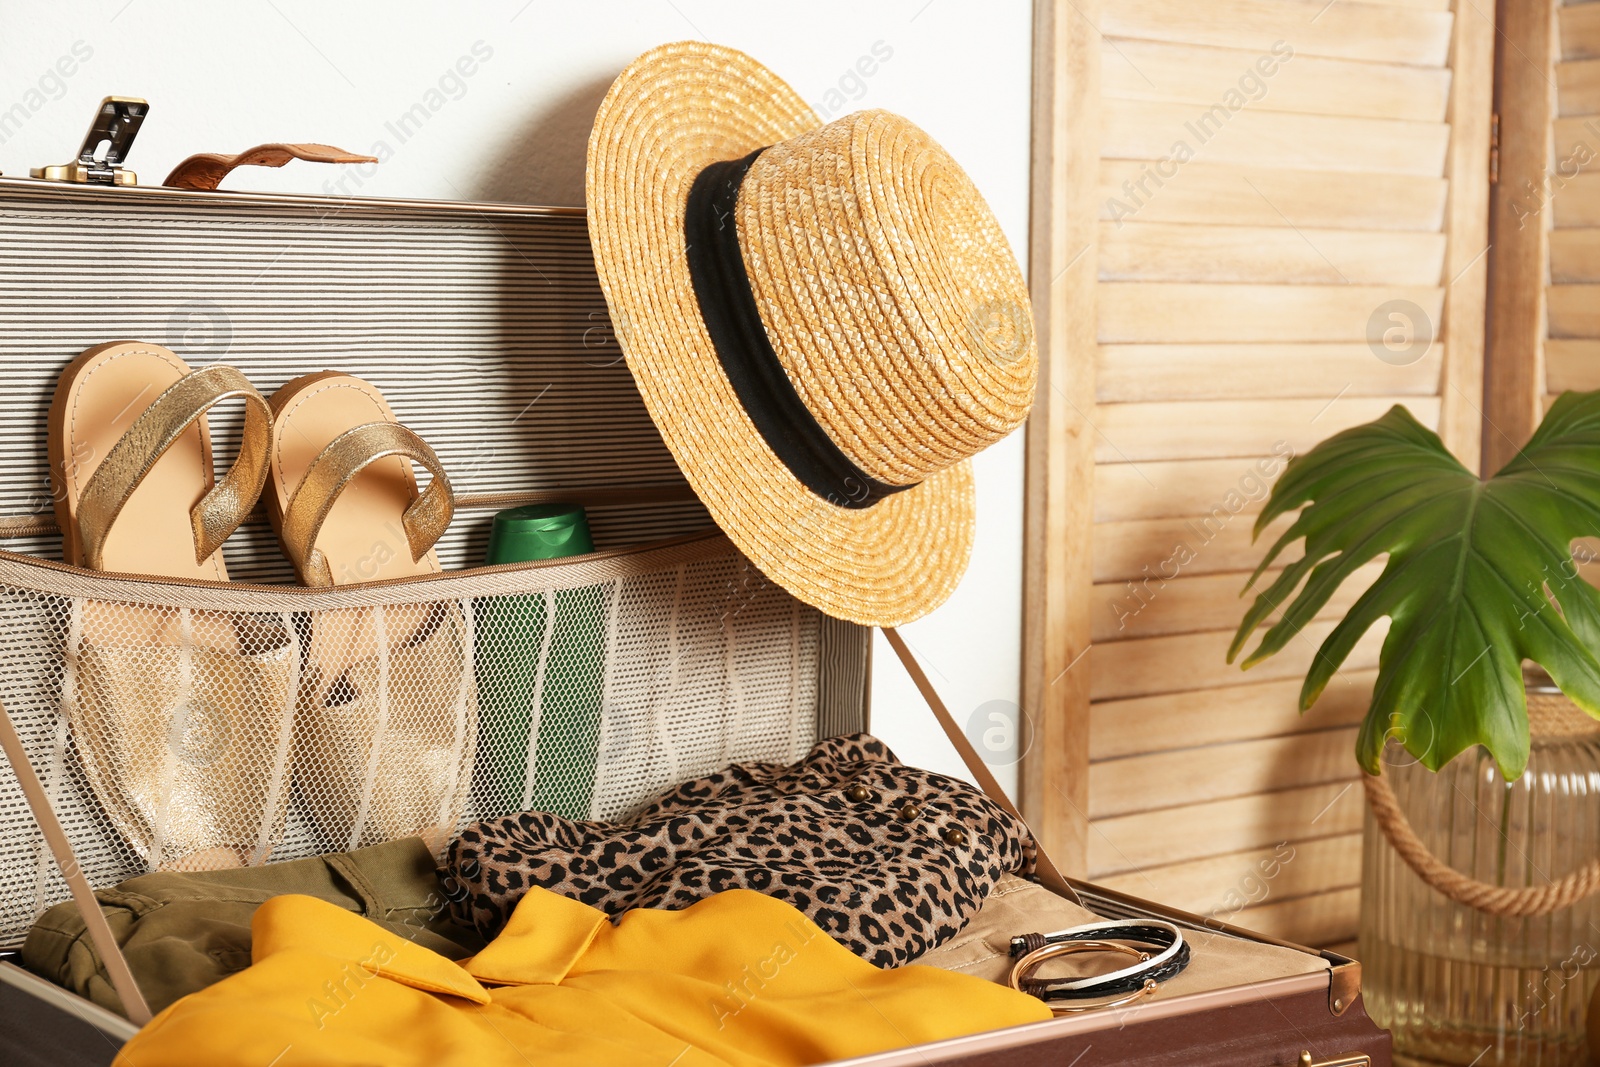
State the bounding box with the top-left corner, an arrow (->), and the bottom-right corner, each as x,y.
163,142 -> 378,191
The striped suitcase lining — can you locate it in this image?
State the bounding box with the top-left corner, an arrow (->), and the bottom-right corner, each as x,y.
0,178 -> 868,727
0,181 -> 704,577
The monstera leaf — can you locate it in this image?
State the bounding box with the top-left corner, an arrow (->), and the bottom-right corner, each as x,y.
1229,393 -> 1600,779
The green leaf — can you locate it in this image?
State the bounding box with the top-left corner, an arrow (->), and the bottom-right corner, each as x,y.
1230,396 -> 1600,779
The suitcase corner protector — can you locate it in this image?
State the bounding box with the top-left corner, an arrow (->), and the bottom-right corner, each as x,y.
1325,955 -> 1362,1016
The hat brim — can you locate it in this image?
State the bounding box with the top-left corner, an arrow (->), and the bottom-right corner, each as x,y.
585,41 -> 975,627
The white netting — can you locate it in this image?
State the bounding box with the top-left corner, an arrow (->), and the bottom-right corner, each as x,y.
0,536 -> 820,948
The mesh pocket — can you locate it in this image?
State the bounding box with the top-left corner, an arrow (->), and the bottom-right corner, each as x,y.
63,603 -> 301,871
0,534 -> 823,948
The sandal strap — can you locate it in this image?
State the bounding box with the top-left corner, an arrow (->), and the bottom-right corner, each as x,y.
280,421 -> 455,586
78,365 -> 272,571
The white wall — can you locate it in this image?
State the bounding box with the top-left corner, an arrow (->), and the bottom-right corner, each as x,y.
0,0 -> 1035,792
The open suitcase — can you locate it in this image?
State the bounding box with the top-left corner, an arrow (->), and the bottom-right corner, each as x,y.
0,118 -> 1390,1066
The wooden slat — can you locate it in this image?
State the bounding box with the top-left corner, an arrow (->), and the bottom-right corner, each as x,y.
1098,283 -> 1445,343
1229,887 -> 1362,947
1093,455 -> 1290,523
1548,284 -> 1600,337
1550,228 -> 1600,282
1020,0 -> 1100,875
1551,117 -> 1600,164
1562,2 -> 1600,60
1098,160 -> 1447,231
1098,222 -> 1446,285
1090,560 -> 1381,642
1434,0 -> 1494,471
1101,100 -> 1450,177
1483,0 -> 1554,472
1546,338 -> 1600,390
1098,342 -> 1443,402
1096,834 -> 1363,916
1091,669 -> 1376,759
1090,618 -> 1388,701
1557,57 -> 1600,115
1093,396 -> 1441,462
1090,727 -> 1359,817
1094,511 -> 1293,582
1099,0 -> 1453,65
1088,780 -> 1366,875
1578,540 -> 1600,593
1100,38 -> 1451,122
1552,174 -> 1600,228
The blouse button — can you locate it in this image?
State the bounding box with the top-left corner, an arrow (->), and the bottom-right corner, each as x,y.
896,803 -> 922,822
941,826 -> 969,847
845,784 -> 874,803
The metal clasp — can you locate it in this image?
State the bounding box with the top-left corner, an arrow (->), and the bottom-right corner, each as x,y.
30,96 -> 147,185
1298,1052 -> 1371,1067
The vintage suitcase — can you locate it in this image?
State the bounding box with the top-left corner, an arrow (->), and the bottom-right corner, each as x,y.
0,110 -> 1389,1067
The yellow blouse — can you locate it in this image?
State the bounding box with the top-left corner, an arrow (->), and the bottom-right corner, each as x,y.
115,886 -> 1051,1066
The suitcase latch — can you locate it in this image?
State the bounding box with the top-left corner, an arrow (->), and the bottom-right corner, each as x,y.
1298,1052 -> 1371,1067
30,96 -> 147,186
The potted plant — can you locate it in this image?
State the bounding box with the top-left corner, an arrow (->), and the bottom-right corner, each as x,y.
1230,394 -> 1600,1066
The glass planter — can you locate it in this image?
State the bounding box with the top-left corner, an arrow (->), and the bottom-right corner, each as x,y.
1360,674 -> 1600,1066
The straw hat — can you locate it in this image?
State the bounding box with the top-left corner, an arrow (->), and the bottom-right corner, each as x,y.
586,41 -> 1037,627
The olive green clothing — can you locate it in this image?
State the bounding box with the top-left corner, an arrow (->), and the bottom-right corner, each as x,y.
22,837 -> 483,1019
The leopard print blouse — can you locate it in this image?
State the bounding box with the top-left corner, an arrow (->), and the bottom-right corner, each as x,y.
442,734 -> 1037,967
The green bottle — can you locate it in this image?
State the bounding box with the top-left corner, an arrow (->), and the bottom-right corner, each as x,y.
477,504 -> 603,818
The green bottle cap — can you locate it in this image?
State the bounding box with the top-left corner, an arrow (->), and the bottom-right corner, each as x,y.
485,503 -> 595,564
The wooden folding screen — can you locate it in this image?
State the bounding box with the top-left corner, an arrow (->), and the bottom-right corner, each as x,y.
1025,0 -> 1493,950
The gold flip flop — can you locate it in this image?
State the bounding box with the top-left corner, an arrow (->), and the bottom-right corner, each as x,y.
49,341 -> 296,870
266,372 -> 476,854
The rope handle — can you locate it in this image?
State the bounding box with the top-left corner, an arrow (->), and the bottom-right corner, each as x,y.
0,698 -> 152,1023
1364,772 -> 1600,918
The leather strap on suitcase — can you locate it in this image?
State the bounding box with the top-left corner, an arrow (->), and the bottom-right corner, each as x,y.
0,700 -> 152,1024
881,627 -> 1077,903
